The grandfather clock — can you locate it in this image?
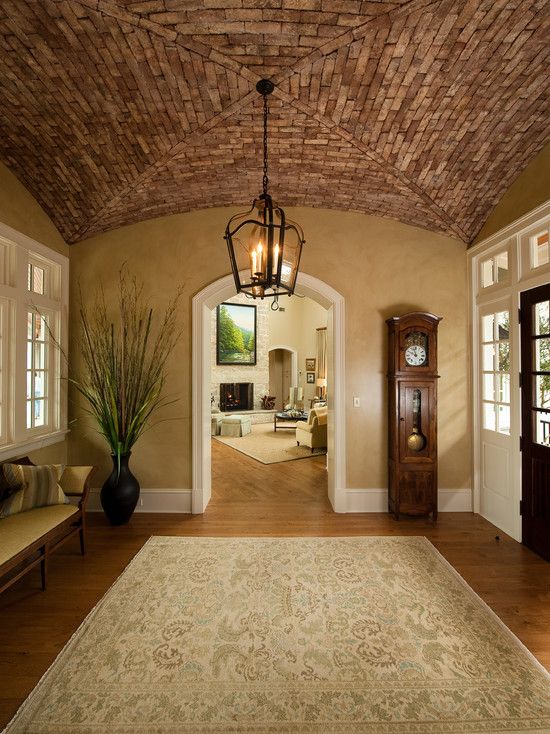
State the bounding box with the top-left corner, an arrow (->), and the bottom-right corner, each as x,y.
386,312 -> 441,520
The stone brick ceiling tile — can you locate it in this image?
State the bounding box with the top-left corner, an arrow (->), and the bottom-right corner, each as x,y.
111,0 -> 406,78
77,95 -> 452,242
292,0 -> 550,240
0,0 -> 252,240
0,0 -> 549,244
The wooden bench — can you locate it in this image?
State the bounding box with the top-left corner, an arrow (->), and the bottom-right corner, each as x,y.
0,458 -> 95,595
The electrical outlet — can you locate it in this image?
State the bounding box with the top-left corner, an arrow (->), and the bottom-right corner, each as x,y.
353,397 -> 360,408
140,498 -> 144,507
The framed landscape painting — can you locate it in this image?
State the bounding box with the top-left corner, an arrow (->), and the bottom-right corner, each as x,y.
217,303 -> 257,365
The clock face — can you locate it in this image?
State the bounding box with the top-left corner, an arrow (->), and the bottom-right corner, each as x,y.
404,331 -> 428,367
405,345 -> 426,366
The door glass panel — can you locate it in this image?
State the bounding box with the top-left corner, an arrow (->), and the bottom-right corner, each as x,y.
498,373 -> 510,403
483,402 -> 496,431
497,342 -> 510,371
482,313 -> 494,342
483,373 -> 495,401
535,301 -> 550,336
480,308 -> 510,436
535,374 -> 550,409
483,344 -> 496,371
496,311 -> 509,339
498,404 -> 510,435
535,338 -> 550,372
534,410 -> 550,447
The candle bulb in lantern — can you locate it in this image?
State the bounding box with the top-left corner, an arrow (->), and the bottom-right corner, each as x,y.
251,250 -> 257,277
257,242 -> 264,274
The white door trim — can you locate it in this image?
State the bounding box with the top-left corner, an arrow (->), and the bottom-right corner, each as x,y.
192,271 -> 347,513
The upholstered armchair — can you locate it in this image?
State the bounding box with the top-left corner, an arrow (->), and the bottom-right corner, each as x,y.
296,405 -> 327,452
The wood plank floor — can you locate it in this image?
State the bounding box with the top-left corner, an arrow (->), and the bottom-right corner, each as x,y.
0,439 -> 549,728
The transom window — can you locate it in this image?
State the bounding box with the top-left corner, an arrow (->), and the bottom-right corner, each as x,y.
480,250 -> 509,289
28,262 -> 45,295
530,230 -> 549,270
481,310 -> 510,435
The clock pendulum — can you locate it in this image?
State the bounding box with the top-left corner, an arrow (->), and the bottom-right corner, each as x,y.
407,388 -> 426,452
386,312 -> 442,520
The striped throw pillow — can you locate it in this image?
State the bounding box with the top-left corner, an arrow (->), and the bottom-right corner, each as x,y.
0,464 -> 67,518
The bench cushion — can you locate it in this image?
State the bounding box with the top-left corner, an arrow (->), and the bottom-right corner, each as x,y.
0,504 -> 78,566
1,464 -> 67,518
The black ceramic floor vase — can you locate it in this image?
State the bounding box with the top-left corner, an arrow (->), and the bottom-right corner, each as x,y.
100,453 -> 140,525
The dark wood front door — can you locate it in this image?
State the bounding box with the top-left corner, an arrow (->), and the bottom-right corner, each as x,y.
520,284 -> 550,561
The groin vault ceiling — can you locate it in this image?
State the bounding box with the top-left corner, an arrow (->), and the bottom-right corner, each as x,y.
0,0 -> 548,244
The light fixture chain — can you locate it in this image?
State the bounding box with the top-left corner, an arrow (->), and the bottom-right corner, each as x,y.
262,92 -> 269,196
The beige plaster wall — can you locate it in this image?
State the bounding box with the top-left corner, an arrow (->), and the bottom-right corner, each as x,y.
474,142 -> 550,243
69,207 -> 470,492
0,162 -> 68,257
0,161 -> 68,465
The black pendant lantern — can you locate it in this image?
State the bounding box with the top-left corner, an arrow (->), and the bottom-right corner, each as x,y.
225,79 -> 305,300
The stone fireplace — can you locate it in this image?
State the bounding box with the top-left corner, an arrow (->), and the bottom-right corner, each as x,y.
220,383 -> 254,412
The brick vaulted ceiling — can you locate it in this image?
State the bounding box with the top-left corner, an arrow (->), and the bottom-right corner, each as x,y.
0,1 -> 548,244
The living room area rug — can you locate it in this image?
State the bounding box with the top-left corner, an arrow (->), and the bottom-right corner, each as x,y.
213,422 -> 327,464
4,536 -> 549,733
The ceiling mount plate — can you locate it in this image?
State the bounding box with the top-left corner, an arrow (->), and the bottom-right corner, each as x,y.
256,79 -> 275,96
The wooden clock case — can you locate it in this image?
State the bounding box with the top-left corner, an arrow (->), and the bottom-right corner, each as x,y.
386,312 -> 441,520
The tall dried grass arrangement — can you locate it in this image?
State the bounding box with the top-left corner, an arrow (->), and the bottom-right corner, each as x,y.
73,269 -> 182,465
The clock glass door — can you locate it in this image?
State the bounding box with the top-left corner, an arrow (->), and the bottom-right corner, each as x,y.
520,283 -> 550,561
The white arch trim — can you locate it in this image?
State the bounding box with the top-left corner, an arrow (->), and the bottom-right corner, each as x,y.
192,271 -> 347,513
268,345 -> 299,393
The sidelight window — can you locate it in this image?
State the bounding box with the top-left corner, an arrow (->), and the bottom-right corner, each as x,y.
481,310 -> 511,434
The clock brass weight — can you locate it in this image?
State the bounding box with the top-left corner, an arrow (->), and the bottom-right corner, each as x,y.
386,312 -> 442,520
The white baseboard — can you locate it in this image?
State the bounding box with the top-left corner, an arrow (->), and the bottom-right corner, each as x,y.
86,488 -> 192,514
86,487 -> 471,515
346,488 -> 472,513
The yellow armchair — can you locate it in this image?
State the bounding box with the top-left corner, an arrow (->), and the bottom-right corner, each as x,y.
296,406 -> 327,452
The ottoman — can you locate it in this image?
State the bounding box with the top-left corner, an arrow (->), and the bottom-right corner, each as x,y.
220,415 -> 252,437
211,414 -> 223,436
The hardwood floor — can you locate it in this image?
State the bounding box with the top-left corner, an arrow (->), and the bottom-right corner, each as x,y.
0,439 -> 549,728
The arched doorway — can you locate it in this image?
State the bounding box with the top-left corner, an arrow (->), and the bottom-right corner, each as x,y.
268,345 -> 298,410
192,271 -> 346,513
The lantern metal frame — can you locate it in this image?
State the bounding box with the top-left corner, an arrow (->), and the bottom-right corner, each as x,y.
224,79 -> 305,301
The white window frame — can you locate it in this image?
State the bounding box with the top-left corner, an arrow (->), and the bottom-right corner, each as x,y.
468,199 -> 550,542
519,223 -> 550,281
0,221 -> 68,460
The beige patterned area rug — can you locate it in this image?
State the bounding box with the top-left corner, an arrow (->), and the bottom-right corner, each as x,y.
213,422 -> 326,463
4,537 -> 550,733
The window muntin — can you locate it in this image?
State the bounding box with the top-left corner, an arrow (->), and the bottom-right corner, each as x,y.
480,251 -> 509,289
481,310 -> 510,435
